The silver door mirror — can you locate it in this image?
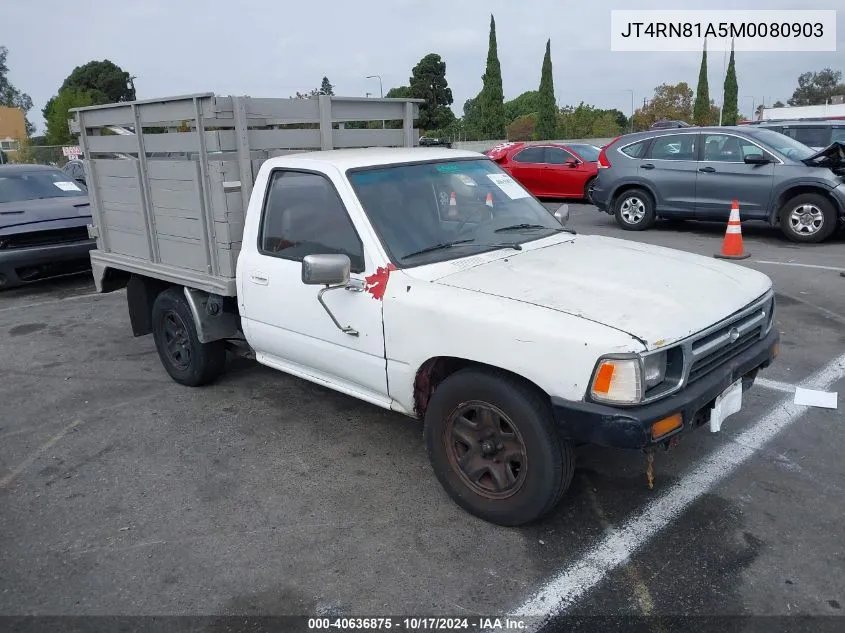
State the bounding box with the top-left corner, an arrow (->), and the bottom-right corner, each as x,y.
301,254 -> 351,286
554,204 -> 570,225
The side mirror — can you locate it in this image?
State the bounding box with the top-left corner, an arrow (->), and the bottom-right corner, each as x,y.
744,154 -> 771,165
564,158 -> 579,168
76,178 -> 86,187
554,204 -> 570,225
301,254 -> 351,286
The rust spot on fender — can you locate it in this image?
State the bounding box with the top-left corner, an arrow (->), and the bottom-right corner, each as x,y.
364,264 -> 397,300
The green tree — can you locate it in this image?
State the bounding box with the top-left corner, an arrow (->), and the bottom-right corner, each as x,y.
693,42 -> 711,125
722,43 -> 738,125
788,68 -> 845,105
503,91 -> 539,123
476,14 -> 506,139
45,89 -> 96,145
535,39 -> 556,140
319,77 -> 334,96
773,100 -> 785,107
408,53 -> 455,131
386,86 -> 411,99
0,45 -> 35,135
60,60 -> 135,104
632,82 -> 694,130
506,114 -> 536,140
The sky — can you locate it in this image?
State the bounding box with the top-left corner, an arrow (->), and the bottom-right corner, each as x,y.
3,0 -> 843,134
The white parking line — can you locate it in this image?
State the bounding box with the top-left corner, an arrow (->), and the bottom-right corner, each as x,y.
753,260 -> 845,273
0,290 -> 119,315
510,351 -> 845,629
755,377 -> 797,393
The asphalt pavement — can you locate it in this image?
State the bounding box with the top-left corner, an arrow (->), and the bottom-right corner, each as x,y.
1,206 -> 843,630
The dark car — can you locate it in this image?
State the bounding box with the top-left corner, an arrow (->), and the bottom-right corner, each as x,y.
0,164 -> 95,288
419,136 -> 452,148
61,158 -> 87,186
591,126 -> 845,243
750,119 -> 845,151
650,119 -> 693,130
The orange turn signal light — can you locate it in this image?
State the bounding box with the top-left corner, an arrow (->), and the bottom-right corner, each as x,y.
651,413 -> 683,440
593,361 -> 616,394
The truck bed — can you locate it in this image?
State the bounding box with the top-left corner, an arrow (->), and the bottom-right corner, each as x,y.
72,93 -> 422,296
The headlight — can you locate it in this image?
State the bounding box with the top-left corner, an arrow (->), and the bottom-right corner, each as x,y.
589,357 -> 643,405
643,351 -> 667,389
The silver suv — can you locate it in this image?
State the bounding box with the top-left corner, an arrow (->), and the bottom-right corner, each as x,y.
591,126 -> 845,243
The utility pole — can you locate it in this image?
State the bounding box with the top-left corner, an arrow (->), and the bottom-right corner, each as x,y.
624,89 -> 634,133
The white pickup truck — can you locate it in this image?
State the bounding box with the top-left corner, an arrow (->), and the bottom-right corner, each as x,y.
74,94 -> 779,526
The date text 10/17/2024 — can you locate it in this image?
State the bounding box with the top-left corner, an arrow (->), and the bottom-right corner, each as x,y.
307,617 -> 527,630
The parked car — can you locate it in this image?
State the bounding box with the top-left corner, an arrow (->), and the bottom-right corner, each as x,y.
0,164 -> 94,289
485,142 -> 599,200
650,119 -> 693,130
749,119 -> 845,151
419,136 -> 452,148
591,126 -> 845,243
61,158 -> 87,186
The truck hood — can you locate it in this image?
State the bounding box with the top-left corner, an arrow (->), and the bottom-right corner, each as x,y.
431,235 -> 772,349
0,196 -> 91,232
801,141 -> 845,176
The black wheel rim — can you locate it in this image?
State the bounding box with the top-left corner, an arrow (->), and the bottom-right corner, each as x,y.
162,310 -> 192,371
444,401 -> 528,500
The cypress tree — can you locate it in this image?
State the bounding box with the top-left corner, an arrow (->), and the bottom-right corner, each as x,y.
722,41 -> 738,125
478,14 -> 506,139
535,39 -> 556,140
693,40 -> 710,125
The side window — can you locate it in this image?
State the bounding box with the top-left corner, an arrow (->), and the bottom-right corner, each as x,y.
545,147 -> 577,164
620,141 -> 647,158
789,127 -> 829,148
830,127 -> 845,143
259,170 -> 365,273
702,134 -> 746,162
648,134 -> 697,161
512,147 -> 546,163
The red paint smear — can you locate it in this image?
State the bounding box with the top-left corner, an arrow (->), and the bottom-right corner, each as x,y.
364,264 -> 396,300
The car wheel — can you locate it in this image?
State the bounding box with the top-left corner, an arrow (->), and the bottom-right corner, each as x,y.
151,288 -> 227,386
779,193 -> 838,243
584,177 -> 596,202
613,188 -> 656,231
424,368 -> 574,526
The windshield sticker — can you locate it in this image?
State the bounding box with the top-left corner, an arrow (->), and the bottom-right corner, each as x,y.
364,264 -> 396,301
435,164 -> 461,173
54,181 -> 82,192
487,173 -> 529,199
454,174 -> 477,187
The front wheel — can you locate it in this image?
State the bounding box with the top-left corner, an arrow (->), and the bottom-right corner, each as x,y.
613,188 -> 656,231
151,288 -> 227,386
424,368 -> 574,526
584,177 -> 596,203
779,193 -> 838,243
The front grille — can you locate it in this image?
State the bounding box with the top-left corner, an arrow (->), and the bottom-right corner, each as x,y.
688,327 -> 762,383
1,226 -> 89,249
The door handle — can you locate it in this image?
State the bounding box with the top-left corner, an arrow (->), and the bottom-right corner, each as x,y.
698,166 -> 716,173
249,272 -> 269,285
641,163 -> 655,170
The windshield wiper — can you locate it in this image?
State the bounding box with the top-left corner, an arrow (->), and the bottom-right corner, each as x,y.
401,238 -> 476,259
494,223 -> 576,234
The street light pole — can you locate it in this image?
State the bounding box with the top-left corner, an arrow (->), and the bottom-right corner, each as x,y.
366,74 -> 384,128
742,96 -> 755,121
624,89 -> 634,133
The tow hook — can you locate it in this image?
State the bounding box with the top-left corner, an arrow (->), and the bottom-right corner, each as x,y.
643,436 -> 682,489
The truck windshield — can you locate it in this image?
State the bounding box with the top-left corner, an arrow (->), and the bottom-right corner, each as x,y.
347,159 -> 564,266
0,169 -> 87,204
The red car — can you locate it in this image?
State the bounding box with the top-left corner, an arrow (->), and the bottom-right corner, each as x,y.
485,142 -> 600,200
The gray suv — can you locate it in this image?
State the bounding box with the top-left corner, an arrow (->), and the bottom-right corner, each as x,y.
591,126 -> 845,243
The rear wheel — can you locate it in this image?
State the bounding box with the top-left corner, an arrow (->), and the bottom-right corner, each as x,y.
779,193 -> 837,243
151,288 -> 226,386
584,177 -> 596,202
613,188 -> 656,231
424,368 -> 574,526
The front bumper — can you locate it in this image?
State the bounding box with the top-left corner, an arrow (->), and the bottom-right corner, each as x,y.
551,328 -> 780,450
0,239 -> 95,288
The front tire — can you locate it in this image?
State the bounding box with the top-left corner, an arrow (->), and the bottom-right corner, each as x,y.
779,193 -> 837,243
613,188 -> 656,231
151,288 -> 226,386
424,368 -> 574,526
584,177 -> 596,203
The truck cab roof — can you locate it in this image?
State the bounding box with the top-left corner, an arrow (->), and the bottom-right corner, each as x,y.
270,147 -> 482,171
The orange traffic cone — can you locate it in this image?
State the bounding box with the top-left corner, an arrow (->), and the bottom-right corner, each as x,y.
448,191 -> 458,218
485,192 -> 494,207
714,200 -> 750,260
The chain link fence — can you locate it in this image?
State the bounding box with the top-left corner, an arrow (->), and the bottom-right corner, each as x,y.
2,145 -> 74,166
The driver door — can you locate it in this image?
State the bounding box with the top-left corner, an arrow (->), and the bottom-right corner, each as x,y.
237,169 -> 390,406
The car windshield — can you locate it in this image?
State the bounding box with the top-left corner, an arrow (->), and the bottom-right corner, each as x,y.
749,129 -> 816,161
568,144 -> 600,162
347,158 -> 566,266
0,169 -> 86,203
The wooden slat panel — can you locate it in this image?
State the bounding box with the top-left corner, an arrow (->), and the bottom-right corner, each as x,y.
333,128 -> 406,147
331,100 -> 416,122
242,97 -> 320,122
107,228 -> 149,259
147,160 -> 197,181
149,178 -> 195,192
157,235 -> 206,272
214,219 -> 244,245
154,215 -> 202,240
99,186 -> 143,205
215,128 -> 322,151
150,186 -> 201,212
90,159 -> 137,178
98,175 -> 141,191
102,207 -> 145,232
85,131 -> 228,154
215,243 -> 241,278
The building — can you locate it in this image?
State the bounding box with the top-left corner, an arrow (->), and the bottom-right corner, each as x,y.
759,102 -> 845,122
0,105 -> 27,151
